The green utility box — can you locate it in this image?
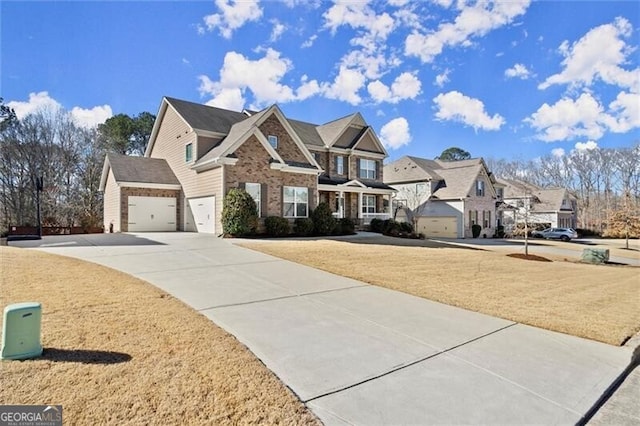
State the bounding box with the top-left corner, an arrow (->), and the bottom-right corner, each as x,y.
1,302 -> 43,360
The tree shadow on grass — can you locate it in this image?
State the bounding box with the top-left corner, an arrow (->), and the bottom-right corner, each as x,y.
40,348 -> 132,364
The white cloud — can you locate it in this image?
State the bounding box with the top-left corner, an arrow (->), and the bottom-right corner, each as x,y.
8,91 -> 62,118
527,91 -> 640,142
551,147 -> 565,158
380,117 -> 411,149
301,34 -> 317,48
433,91 -> 505,131
434,69 -> 450,87
574,141 -> 598,151
320,66 -> 366,105
202,0 -> 262,39
405,0 -> 531,63
527,92 -> 606,142
604,90 -> 640,133
70,105 -> 113,128
8,91 -> 112,128
269,20 -> 286,42
388,0 -> 410,6
505,63 -> 531,79
341,50 -> 389,80
539,17 -> 639,91
367,71 -> 421,104
324,2 -> 395,48
199,49 -> 312,109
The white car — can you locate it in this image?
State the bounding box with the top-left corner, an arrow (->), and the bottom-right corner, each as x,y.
531,227 -> 578,242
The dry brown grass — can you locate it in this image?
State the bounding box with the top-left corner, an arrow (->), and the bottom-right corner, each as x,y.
0,247 -> 318,426
239,240 -> 640,346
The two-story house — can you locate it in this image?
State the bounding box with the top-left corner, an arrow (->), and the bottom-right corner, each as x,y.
100,97 -> 394,234
384,156 -> 498,238
496,178 -> 578,233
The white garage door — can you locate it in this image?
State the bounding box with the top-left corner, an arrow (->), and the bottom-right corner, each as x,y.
128,196 -> 177,232
188,196 -> 215,234
417,216 -> 458,238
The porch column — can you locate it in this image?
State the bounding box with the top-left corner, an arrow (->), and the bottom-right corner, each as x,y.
358,192 -> 363,219
387,193 -> 392,218
339,191 -> 344,218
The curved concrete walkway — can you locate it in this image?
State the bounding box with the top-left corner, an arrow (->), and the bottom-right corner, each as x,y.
12,233 -> 636,425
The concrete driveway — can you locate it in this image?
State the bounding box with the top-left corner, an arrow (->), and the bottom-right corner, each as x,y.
11,233 -> 636,425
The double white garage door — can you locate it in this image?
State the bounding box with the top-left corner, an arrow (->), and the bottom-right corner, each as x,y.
417,216 -> 458,238
128,195 -> 216,233
128,196 -> 177,232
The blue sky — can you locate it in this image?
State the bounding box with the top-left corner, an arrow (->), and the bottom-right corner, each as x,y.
2,1 -> 639,162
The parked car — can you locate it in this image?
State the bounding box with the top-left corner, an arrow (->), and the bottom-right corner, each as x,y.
531,227 -> 578,241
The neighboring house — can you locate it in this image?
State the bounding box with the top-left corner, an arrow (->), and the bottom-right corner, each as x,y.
496,178 -> 578,232
384,156 -> 498,238
100,97 -> 394,234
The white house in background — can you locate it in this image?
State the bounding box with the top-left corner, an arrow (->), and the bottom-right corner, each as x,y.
496,178 -> 578,232
384,156 -> 499,238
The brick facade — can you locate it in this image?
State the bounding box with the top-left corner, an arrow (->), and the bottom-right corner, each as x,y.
119,187 -> 181,232
259,115 -> 310,166
226,135 -> 317,217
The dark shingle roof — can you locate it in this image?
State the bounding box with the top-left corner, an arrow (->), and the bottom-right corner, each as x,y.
165,97 -> 248,134
287,118 -> 325,147
318,176 -> 394,190
107,153 -> 179,185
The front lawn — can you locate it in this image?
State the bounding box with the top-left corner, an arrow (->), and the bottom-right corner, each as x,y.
0,247 -> 318,425
239,239 -> 639,346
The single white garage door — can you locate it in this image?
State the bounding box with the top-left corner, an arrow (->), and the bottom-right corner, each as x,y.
417,216 -> 458,238
128,196 -> 177,232
188,196 -> 215,234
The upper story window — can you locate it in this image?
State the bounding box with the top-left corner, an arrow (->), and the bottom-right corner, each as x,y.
359,159 -> 376,180
245,183 -> 261,217
336,156 -> 344,175
476,180 -> 485,197
268,135 -> 278,149
496,188 -> 503,199
185,143 -> 193,163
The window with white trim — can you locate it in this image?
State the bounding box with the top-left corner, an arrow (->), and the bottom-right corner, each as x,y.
359,159 -> 376,179
245,183 -> 261,217
476,180 -> 485,197
268,135 -> 278,149
283,186 -> 308,218
185,143 -> 193,163
362,195 -> 376,214
336,156 -> 344,175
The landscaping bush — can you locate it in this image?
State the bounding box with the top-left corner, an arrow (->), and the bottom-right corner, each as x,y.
339,218 -> 356,235
399,221 -> 413,234
494,225 -> 505,238
471,224 -> 482,238
264,216 -> 290,237
311,202 -> 336,236
221,188 -> 258,237
576,228 -> 601,237
369,218 -> 384,233
293,218 -> 314,236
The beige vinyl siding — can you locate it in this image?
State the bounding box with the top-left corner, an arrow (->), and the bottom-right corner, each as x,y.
353,132 -> 383,154
193,167 -> 224,234
149,106 -> 225,232
103,169 -> 120,232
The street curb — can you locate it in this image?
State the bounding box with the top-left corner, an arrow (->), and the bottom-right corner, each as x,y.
577,332 -> 640,425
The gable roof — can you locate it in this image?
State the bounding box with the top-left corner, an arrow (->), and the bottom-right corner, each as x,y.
383,156 -> 443,184
431,164 -> 483,200
165,97 -> 248,134
316,113 -> 358,146
99,153 -> 179,190
385,155 -> 496,199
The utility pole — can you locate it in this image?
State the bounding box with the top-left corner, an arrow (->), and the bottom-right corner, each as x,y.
35,176 -> 43,238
